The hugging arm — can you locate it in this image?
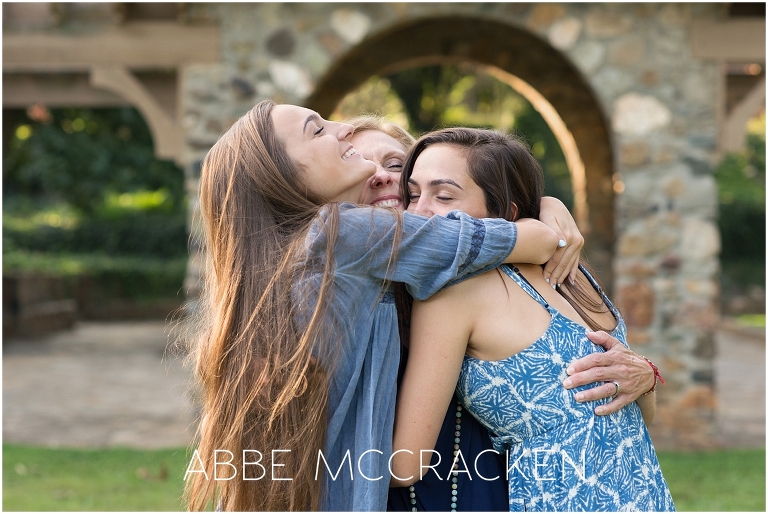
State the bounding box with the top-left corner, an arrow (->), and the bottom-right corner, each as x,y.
328,206 -> 558,300
506,217 -> 560,265
563,330 -> 657,423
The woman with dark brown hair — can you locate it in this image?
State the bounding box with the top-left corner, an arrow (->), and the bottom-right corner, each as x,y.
391,128 -> 673,511
184,102 -> 583,511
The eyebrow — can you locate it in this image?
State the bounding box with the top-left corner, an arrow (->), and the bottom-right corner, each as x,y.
380,150 -> 405,160
408,177 -> 464,190
303,113 -> 321,134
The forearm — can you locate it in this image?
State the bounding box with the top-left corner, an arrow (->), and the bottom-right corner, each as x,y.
504,218 -> 559,265
636,392 -> 656,425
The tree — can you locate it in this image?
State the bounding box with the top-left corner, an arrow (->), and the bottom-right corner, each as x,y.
3,106 -> 184,216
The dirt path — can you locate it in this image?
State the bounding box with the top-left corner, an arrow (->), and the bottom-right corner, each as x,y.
2,320 -> 764,449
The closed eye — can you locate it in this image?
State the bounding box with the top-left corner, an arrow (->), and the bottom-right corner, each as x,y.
385,159 -> 403,170
314,126 -> 325,136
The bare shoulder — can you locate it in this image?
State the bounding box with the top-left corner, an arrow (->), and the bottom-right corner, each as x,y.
418,268 -> 503,315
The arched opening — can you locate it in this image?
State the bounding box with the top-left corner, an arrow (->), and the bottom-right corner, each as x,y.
307,16 -> 616,289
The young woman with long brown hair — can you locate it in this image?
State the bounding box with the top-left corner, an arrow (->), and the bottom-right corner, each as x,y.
184,101 -> 586,511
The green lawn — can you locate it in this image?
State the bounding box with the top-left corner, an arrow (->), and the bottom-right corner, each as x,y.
3,445 -> 765,511
657,448 -> 766,511
3,445 -> 189,511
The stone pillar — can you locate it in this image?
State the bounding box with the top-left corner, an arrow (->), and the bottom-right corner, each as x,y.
601,4 -> 722,449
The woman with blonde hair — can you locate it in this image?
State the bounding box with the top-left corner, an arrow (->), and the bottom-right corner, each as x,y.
184,101 -> 578,511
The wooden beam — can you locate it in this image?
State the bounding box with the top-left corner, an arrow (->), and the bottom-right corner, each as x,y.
2,73 -> 128,107
3,21 -> 219,72
90,65 -> 182,164
691,19 -> 765,61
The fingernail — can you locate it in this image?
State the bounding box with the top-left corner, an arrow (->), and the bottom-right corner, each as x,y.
575,393 -> 584,401
545,277 -> 550,283
566,366 -> 574,375
563,378 -> 573,388
552,284 -> 557,290
558,239 -> 566,248
595,407 -> 604,415
570,279 -> 575,285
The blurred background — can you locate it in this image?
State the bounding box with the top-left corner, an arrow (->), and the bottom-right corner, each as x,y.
2,2 -> 765,511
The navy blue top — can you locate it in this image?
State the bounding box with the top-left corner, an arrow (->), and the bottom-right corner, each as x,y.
388,347 -> 508,512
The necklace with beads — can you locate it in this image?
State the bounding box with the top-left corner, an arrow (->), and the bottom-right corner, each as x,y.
407,398 -> 464,512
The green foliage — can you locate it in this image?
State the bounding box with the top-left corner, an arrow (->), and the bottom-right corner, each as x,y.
3,444 -> 187,511
657,448 -> 766,511
715,118 -> 766,289
332,77 -> 410,130
3,252 -> 187,301
338,65 -> 574,209
4,107 -> 185,216
3,107 -> 188,302
4,210 -> 187,258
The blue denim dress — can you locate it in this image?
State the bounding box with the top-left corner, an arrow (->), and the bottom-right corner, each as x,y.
295,204 -> 519,511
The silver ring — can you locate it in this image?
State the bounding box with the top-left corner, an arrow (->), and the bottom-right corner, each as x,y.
612,381 -> 621,396
558,239 -> 567,248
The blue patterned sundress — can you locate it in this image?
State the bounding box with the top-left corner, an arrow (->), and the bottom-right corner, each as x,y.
455,265 -> 675,512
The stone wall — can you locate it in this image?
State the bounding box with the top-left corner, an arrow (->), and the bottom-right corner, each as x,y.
180,3 -> 724,449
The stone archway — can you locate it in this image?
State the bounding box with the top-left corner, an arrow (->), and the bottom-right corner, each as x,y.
306,16 -> 615,288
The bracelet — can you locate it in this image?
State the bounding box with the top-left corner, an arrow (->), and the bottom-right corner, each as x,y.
639,356 -> 665,397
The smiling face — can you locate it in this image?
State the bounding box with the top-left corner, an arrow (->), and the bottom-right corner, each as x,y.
406,144 -> 490,219
271,104 -> 376,203
351,130 -> 408,210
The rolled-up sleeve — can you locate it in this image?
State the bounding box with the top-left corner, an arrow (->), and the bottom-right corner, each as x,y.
309,204 -> 517,300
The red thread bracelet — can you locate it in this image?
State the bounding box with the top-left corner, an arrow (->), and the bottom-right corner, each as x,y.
639,356 -> 665,397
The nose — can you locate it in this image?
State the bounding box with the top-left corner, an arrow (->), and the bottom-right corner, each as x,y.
336,122 -> 354,141
370,169 -> 394,189
412,198 -> 433,217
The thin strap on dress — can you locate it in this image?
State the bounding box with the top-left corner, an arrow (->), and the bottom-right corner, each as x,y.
499,264 -> 553,312
578,263 -> 619,318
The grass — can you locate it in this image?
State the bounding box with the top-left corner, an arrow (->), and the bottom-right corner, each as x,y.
3,445 -> 765,511
657,448 -> 766,511
737,313 -> 766,328
3,445 -> 189,511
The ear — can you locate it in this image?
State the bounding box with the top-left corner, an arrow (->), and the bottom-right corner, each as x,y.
510,202 -> 519,221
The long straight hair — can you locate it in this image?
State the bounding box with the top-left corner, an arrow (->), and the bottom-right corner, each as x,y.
400,127 -> 612,332
184,100 -> 342,511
